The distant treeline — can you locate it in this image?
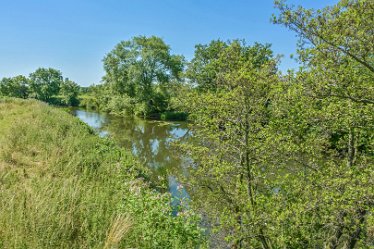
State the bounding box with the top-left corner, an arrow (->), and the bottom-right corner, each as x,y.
0,37 -> 276,121
0,68 -> 81,106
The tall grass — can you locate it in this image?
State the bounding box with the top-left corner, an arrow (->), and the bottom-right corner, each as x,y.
0,98 -> 135,248
104,214 -> 132,249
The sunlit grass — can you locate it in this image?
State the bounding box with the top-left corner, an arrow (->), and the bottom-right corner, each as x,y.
0,98 -> 136,248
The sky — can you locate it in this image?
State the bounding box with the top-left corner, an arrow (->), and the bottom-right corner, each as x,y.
0,0 -> 339,86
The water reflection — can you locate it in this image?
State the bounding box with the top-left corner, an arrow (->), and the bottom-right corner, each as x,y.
169,175 -> 190,216
74,110 -> 109,137
72,109 -> 190,212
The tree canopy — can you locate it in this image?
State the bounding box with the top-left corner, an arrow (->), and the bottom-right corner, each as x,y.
186,40 -> 275,91
102,36 -> 185,116
29,68 -> 63,102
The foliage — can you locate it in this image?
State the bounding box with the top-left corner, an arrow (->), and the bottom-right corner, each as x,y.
180,40 -> 280,248
186,39 -> 275,92
119,184 -> 207,248
29,68 -> 63,102
268,0 -> 374,247
0,75 -> 29,98
60,78 -> 80,106
0,69 -> 81,107
102,36 -> 185,117
175,1 -> 374,247
185,40 -> 228,91
273,0 -> 373,105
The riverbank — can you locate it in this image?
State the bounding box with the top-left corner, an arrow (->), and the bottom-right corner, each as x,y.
0,98 -> 206,248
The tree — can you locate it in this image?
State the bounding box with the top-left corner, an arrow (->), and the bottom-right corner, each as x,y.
271,0 -> 374,247
273,0 -> 374,105
102,36 -> 184,116
186,40 -> 275,92
60,78 -> 80,106
180,40 -> 279,248
29,68 -> 63,102
0,75 -> 29,98
185,40 -> 228,91
179,0 -> 373,246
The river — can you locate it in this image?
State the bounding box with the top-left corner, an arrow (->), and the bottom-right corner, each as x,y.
71,109 -> 190,213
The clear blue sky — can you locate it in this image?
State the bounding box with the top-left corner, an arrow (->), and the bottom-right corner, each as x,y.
0,0 -> 338,86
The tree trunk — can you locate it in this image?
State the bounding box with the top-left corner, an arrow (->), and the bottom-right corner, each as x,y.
347,126 -> 356,168
347,209 -> 367,249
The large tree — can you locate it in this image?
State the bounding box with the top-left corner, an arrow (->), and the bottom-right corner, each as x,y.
271,0 -> 374,247
102,36 -> 184,116
185,40 -> 227,91
186,40 -> 274,92
29,68 -> 63,102
180,40 -> 279,248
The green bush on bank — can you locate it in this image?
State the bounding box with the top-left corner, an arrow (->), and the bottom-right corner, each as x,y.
0,98 -> 206,249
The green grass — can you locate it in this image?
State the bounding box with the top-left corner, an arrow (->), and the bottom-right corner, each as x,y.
0,98 -> 206,249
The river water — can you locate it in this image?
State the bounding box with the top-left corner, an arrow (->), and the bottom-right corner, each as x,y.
71,109 -> 190,212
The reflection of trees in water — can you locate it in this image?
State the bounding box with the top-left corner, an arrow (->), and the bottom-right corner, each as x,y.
102,116 -> 193,213
73,109 -> 107,131
74,110 -> 193,213
101,116 -> 190,178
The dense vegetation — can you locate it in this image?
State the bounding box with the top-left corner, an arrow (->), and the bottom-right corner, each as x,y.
79,36 -> 187,120
0,68 -> 80,106
0,98 -> 206,248
176,1 -> 373,248
0,0 -> 373,248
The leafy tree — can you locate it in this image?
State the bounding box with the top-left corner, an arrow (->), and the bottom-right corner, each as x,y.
270,0 -> 374,247
180,40 -> 279,248
29,68 -> 63,102
60,78 -> 80,106
186,40 -> 275,92
179,0 -> 373,247
102,36 -> 184,116
0,75 -> 29,98
273,0 -> 374,105
185,40 -> 228,91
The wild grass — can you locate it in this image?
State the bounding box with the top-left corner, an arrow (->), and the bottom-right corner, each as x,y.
0,98 -> 136,248
104,214 -> 132,249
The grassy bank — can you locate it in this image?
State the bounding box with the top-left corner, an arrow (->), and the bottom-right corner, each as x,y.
0,98 -> 205,249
